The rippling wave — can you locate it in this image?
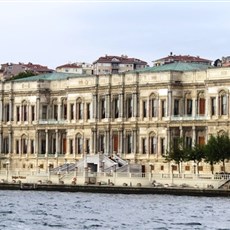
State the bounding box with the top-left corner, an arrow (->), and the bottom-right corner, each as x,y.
0,191 -> 229,229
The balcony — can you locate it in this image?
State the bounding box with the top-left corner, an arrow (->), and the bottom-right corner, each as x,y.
38,119 -> 66,125
171,115 -> 206,121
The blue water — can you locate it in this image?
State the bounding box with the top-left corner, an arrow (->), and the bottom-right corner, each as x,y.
0,190 -> 229,229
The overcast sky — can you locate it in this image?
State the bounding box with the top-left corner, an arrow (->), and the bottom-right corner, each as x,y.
0,1 -> 230,69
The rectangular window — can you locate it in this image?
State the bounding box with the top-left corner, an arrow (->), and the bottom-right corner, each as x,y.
198,166 -> 203,171
76,137 -> 82,154
161,100 -> 166,117
101,99 -> 106,119
86,103 -> 91,119
199,98 -> 205,115
211,97 -> 216,115
31,140 -> 34,154
69,139 -> 73,154
127,134 -> 132,154
54,104 -> 58,120
16,140 -> 19,154
3,137 -> 9,154
221,95 -> 227,115
70,104 -> 74,120
150,136 -> 157,154
5,104 -> 10,122
142,138 -> 147,154
160,165 -> 164,171
63,104 -> 67,119
127,97 -> 132,118
143,100 -> 147,118
198,136 -> 205,145
99,135 -> 104,153
22,139 -> 27,154
23,105 -> 27,121
42,105 -> 47,120
86,139 -> 90,154
151,99 -> 157,117
187,99 -> 192,115
16,106 -> 20,122
31,105 -> 35,121
186,137 -> 192,149
185,165 -> 190,171
76,102 -> 83,120
160,138 -> 165,155
114,98 -> 119,118
174,99 -> 179,116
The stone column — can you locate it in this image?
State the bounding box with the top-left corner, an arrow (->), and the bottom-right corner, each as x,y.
180,126 -> 183,138
0,131 -> 2,154
35,131 -> 39,155
58,103 -> 61,121
8,131 -> 12,155
106,94 -> 111,118
132,129 -> 137,154
93,129 -> 97,154
118,129 -> 123,154
93,94 -> 97,119
192,98 -> 196,118
192,126 -> 196,147
166,127 -> 170,152
168,90 -> 172,117
133,93 -> 137,118
36,97 -> 40,121
0,97 -> 2,122
9,98 -> 13,121
45,130 -> 48,157
119,94 -> 123,118
55,130 -> 59,156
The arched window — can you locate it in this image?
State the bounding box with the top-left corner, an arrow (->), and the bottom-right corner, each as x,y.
61,98 -> 67,119
21,134 -> 27,154
185,92 -> 192,116
52,99 -> 58,120
75,133 -> 82,155
76,98 -> 83,120
149,132 -> 157,154
197,92 -> 205,115
22,100 -> 28,121
149,94 -> 158,118
219,91 -> 227,115
112,95 -> 119,119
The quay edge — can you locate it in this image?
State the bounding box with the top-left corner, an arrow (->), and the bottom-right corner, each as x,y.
0,183 -> 229,197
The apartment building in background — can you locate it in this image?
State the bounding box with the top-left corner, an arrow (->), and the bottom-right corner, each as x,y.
93,54 -> 148,75
1,61 -> 230,175
153,53 -> 212,66
56,62 -> 93,75
0,62 -> 53,79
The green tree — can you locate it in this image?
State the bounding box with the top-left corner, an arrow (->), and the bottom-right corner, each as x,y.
186,143 -> 205,174
204,134 -> 230,173
10,70 -> 36,80
164,137 -> 186,173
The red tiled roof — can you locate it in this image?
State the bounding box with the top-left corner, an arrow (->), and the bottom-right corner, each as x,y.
23,63 -> 53,72
56,63 -> 82,69
154,55 -> 212,64
93,55 -> 147,65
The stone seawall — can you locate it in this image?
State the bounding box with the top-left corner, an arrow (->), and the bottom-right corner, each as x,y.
0,183 -> 229,197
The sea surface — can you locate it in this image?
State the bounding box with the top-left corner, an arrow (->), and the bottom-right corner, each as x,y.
0,190 -> 229,230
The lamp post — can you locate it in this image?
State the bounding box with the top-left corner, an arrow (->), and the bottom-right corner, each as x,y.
6,160 -> 10,183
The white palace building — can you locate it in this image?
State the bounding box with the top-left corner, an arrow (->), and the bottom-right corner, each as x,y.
1,62 -> 230,176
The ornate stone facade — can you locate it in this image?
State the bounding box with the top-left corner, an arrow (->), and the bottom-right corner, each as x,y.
1,66 -> 230,174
